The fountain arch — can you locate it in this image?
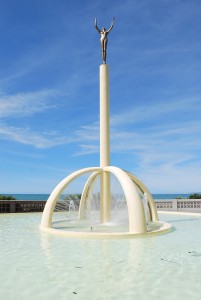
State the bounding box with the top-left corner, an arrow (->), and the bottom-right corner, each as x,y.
40,166 -> 171,237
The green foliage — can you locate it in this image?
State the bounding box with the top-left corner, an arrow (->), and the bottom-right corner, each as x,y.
62,194 -> 81,210
188,193 -> 201,199
0,194 -> 16,200
63,194 -> 81,200
176,195 -> 183,199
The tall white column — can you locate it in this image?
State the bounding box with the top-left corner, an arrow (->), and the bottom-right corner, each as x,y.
100,64 -> 110,223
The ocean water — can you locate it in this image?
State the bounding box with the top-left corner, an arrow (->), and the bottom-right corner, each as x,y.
2,193 -> 190,201
3,194 -> 50,200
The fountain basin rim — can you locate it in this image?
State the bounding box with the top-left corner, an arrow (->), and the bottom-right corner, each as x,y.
40,220 -> 172,239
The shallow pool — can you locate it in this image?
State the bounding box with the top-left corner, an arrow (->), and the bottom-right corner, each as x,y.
1,212 -> 201,300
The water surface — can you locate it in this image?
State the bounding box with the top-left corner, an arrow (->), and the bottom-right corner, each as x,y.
0,212 -> 201,300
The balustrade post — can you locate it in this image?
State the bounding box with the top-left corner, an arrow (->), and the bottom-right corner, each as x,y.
10,201 -> 16,213
172,200 -> 178,211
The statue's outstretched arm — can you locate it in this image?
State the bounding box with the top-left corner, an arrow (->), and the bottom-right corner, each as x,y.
106,17 -> 115,33
94,17 -> 101,33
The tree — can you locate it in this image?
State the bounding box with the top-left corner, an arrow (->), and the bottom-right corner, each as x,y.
0,194 -> 16,200
188,193 -> 201,199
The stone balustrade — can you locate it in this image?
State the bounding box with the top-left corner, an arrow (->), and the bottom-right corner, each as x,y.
155,199 -> 201,213
1,199 -> 201,213
0,200 -> 46,213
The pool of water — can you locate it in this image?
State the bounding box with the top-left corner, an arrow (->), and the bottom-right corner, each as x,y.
1,212 -> 201,300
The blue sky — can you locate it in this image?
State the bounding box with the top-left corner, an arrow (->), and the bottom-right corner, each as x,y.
0,0 -> 201,194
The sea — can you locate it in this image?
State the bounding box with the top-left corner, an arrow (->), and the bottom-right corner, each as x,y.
2,193 -> 191,201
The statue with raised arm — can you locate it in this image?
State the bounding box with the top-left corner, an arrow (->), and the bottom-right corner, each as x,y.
94,17 -> 115,64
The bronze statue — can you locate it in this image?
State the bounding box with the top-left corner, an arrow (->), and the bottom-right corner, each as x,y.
94,17 -> 115,64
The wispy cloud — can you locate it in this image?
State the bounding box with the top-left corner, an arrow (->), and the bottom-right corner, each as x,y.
1,94 -> 200,159
0,124 -> 76,148
135,162 -> 201,193
69,96 -> 201,191
0,34 -> 70,86
74,144 -> 99,156
111,96 -> 201,126
0,89 -> 58,118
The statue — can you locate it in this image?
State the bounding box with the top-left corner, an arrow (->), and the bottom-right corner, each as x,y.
94,17 -> 115,64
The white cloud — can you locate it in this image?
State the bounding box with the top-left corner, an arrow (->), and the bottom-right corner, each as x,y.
111,96 -> 201,126
75,124 -> 99,141
0,89 -> 58,118
135,161 -> 201,194
0,124 -> 76,148
73,95 -> 201,146
0,93 -> 200,181
74,144 -> 99,156
0,35 -> 69,86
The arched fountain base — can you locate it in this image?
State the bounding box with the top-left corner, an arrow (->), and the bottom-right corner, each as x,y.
40,166 -> 172,238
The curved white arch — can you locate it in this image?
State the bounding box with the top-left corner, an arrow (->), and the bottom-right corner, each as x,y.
78,172 -> 100,219
104,166 -> 146,234
125,171 -> 158,221
40,165 -> 161,236
41,167 -> 102,228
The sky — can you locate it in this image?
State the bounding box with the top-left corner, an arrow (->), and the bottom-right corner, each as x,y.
0,0 -> 201,194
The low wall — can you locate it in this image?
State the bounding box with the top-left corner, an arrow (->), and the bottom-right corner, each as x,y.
1,199 -> 201,214
0,200 -> 78,213
155,199 -> 201,213
0,200 -> 46,213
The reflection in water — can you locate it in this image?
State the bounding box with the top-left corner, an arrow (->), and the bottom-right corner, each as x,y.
40,232 -> 160,298
39,212 -> 201,299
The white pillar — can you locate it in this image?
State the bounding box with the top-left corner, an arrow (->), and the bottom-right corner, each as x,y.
100,64 -> 110,223
100,64 -> 110,167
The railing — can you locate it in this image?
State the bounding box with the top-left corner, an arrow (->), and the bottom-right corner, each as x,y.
0,200 -> 46,213
0,200 -> 78,213
155,200 -> 173,210
155,199 -> 201,213
1,199 -> 201,213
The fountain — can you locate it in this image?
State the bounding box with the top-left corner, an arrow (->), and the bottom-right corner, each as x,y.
40,18 -> 172,238
68,200 -> 76,213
